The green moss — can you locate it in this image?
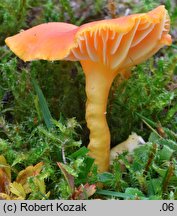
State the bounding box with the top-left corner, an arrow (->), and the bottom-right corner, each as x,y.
0,0 -> 177,200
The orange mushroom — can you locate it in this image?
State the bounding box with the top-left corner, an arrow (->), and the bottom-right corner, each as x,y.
5,5 -> 171,172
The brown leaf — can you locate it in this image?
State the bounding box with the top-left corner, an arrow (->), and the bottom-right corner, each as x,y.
71,183 -> 96,200
57,162 -> 75,193
0,193 -> 11,200
0,155 -> 11,194
16,162 -> 44,185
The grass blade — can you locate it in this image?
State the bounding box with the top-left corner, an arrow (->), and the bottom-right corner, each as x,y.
32,78 -> 53,129
96,189 -> 148,200
70,146 -> 89,158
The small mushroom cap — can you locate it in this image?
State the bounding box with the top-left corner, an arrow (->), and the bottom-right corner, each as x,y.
5,5 -> 171,70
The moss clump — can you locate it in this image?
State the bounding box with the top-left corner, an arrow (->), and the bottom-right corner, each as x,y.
0,0 -> 177,199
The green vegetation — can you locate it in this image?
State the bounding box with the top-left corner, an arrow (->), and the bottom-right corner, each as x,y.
0,0 -> 177,199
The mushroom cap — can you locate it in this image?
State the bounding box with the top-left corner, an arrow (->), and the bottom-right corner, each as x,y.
5,5 -> 171,70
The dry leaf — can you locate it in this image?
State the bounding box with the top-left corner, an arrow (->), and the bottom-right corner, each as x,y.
16,162 -> 44,185
57,162 -> 75,193
10,182 -> 26,199
71,183 -> 96,200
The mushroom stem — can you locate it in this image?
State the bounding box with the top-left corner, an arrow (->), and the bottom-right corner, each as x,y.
81,60 -> 116,172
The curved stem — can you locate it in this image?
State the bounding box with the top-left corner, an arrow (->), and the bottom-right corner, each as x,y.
81,60 -> 115,172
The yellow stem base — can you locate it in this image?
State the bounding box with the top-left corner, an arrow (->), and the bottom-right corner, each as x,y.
81,60 -> 116,173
